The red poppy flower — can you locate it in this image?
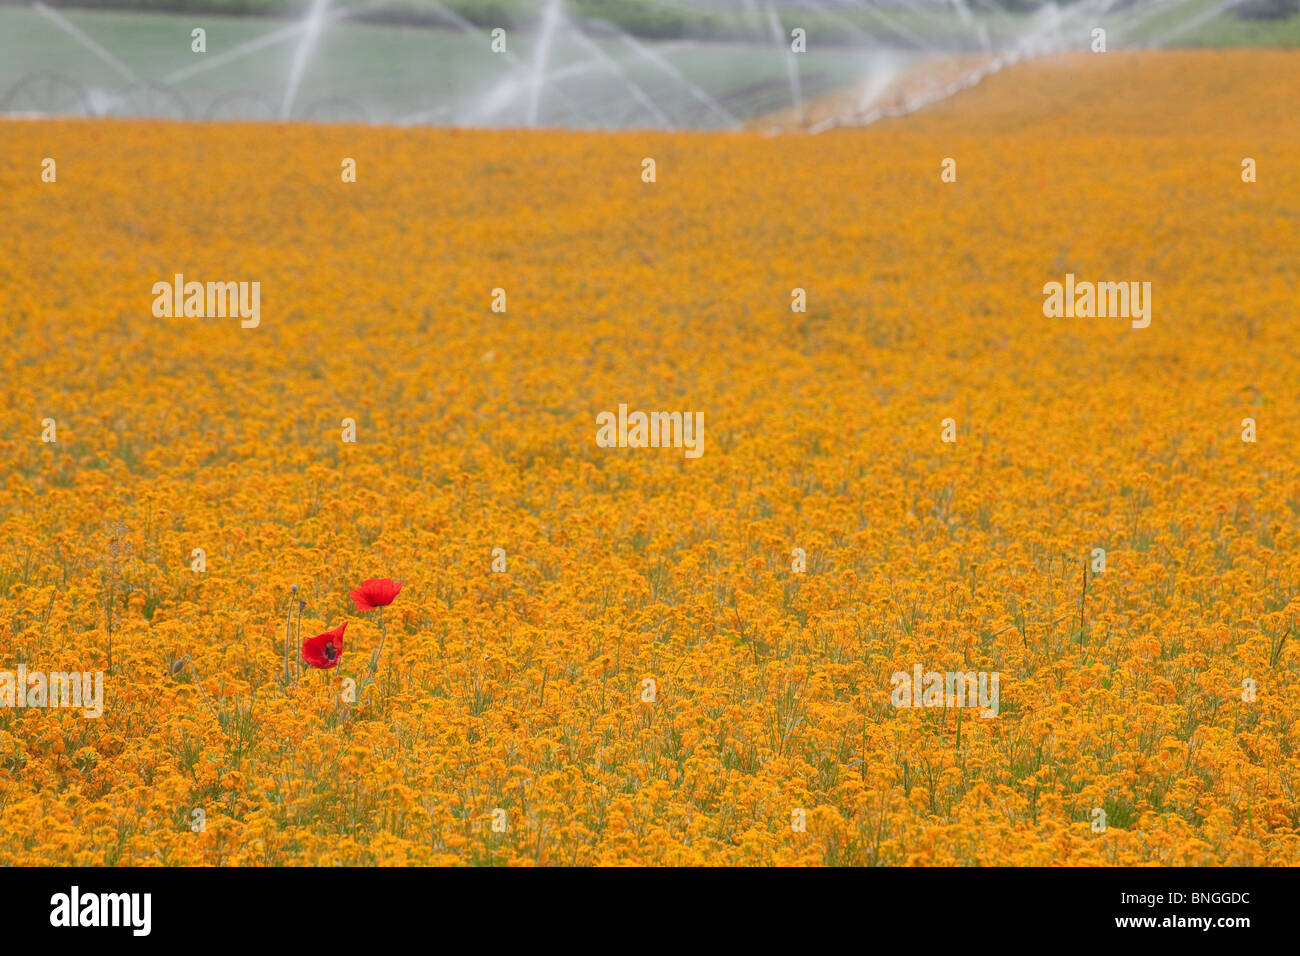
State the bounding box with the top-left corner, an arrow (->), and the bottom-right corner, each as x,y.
302,622 -> 346,669
350,578 -> 403,612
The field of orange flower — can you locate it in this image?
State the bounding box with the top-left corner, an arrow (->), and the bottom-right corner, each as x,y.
1,49 -> 1298,866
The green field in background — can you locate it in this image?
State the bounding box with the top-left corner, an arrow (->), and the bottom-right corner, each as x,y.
1,2 -> 1297,126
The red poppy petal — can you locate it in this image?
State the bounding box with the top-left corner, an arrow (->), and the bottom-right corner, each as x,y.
302,624 -> 346,669
353,578 -> 402,609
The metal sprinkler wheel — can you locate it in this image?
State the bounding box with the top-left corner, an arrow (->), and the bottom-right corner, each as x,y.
203,90 -> 279,122
109,82 -> 191,120
2,71 -> 90,118
300,95 -> 371,124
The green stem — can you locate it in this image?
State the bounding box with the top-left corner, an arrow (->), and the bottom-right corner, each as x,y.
361,606 -> 387,701
282,588 -> 295,686
293,599 -> 305,685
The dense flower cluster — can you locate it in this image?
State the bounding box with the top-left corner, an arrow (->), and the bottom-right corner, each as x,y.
0,51 -> 1298,865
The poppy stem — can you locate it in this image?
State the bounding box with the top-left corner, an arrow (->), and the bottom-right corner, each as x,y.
362,607 -> 386,700
185,656 -> 221,729
283,586 -> 296,687
294,599 -> 305,684
375,607 -> 388,672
